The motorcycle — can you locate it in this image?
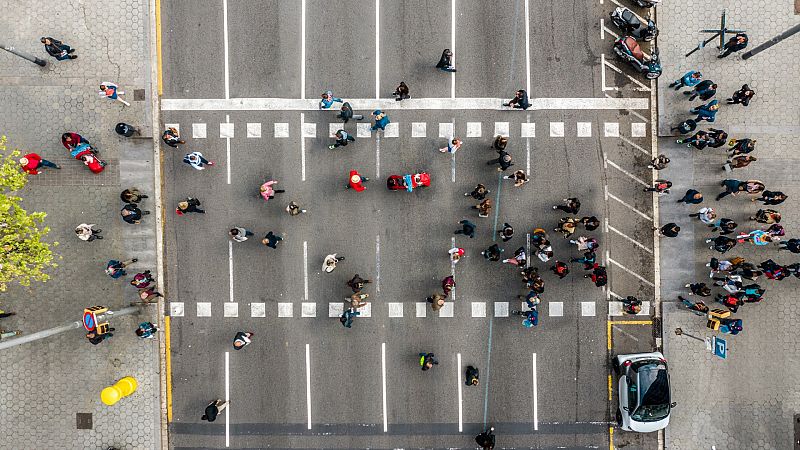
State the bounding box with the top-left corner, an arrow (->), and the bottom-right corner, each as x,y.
633,0 -> 661,7
69,142 -> 106,174
610,7 -> 658,41
386,172 -> 430,192
612,36 -> 662,79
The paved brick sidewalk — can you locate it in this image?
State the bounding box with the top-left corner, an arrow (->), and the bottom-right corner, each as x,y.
0,1 -> 160,449
657,1 -> 800,449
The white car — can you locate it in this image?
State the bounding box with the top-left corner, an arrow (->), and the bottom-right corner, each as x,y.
613,351 -> 675,432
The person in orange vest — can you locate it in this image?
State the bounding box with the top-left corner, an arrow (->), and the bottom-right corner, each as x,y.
19,153 -> 60,175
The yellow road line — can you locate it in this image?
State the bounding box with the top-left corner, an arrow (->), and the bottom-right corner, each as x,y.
609,320 -> 652,325
608,374 -> 613,401
165,315 -> 172,422
607,320 -> 612,350
609,426 -> 615,450
156,0 -> 163,96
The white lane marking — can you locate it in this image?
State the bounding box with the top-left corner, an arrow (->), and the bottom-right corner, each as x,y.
225,115 -> 231,184
416,302 -> 427,317
388,302 -> 403,317
494,301 -> 509,317
607,189 -> 654,222
457,352 -> 463,432
300,0 -> 306,99
300,113 -> 306,181
161,97 -> 651,111
451,0 -> 456,99
601,18 -> 620,40
228,240 -> 234,301
197,302 -> 212,317
520,122 -> 535,138
606,158 -> 648,187
619,135 -> 650,156
577,121 -> 592,137
472,302 -> 487,317
220,122 -> 234,138
381,342 -> 388,432
601,54 -> 613,91
525,233 -> 531,268
375,0 -> 380,99
451,119 -> 456,183
225,351 -> 230,447
607,218 -> 654,254
305,343 -> 312,429
525,115 -> 531,174
246,122 -> 261,138
532,353 -> 538,430
223,302 -> 238,317
411,122 -> 427,137
466,122 -> 481,137
376,134 -> 381,177
278,303 -> 293,317
303,241 -> 308,300
223,0 -> 230,100
494,122 -> 509,137
604,122 -> 620,137
192,123 -> 207,138
274,122 -> 289,138
549,301 -> 563,316
581,301 -> 596,316
631,122 -> 647,137
608,257 -> 656,287
549,122 -> 564,137
603,58 -> 651,91
170,302 -> 184,317
451,236 -> 456,277
525,0 -> 531,94
375,235 -> 381,294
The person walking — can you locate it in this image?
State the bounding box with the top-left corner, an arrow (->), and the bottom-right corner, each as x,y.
328,129 -> 355,149
393,81 -> 410,100
707,235 -> 737,253
501,247 -> 526,266
579,216 -> 600,231
553,197 -> 580,214
677,189 -> 703,204
676,130 -> 709,149
487,150 -> 514,171
707,128 -> 729,147
371,110 -> 390,131
503,90 -> 530,109
585,265 -> 608,287
492,135 -> 508,150
622,296 -> 642,315
319,90 -> 343,109
684,80 -> 717,101
658,223 -> 681,238
202,399 -> 230,422
115,122 -> 140,137
120,188 -> 148,203
19,153 -> 60,175
555,217 -> 577,239
347,274 -> 372,292
504,169 -> 529,187
259,180 -> 285,201
670,118 -> 697,135
233,331 -> 254,350
455,220 -> 476,238
99,81 -> 129,106
176,197 -> 205,215
727,84 -> 755,106
750,209 -> 781,224
439,138 -> 462,154
427,293 -> 447,312
728,138 -> 756,156
41,36 -> 77,60
551,261 -> 570,279
183,151 -> 214,170
136,286 -> 163,303
648,154 -> 671,170
229,227 -> 253,242
0,307 -> 16,319
262,231 -> 283,249
725,155 -> 757,171
718,33 -> 748,58
481,243 -> 503,262
348,292 -> 370,310
336,102 -> 363,123
419,352 -> 439,370
475,427 -> 496,450
75,223 -> 103,241
710,217 -> 737,234
465,366 -> 480,386
286,201 -> 307,215
689,207 -> 716,226
716,179 -> 746,201
691,100 -> 719,123
162,127 -> 185,148
340,307 -> 360,328
755,190 -> 787,205
669,70 -> 702,90
473,198 -> 492,218
322,254 -> 344,272
465,183 -> 490,200
135,322 -> 158,339
436,49 -> 456,72
778,239 -> 800,253
500,223 -> 514,242
130,270 -> 155,289
570,235 -> 599,252
120,203 -> 149,224
106,258 -> 137,279
448,247 -> 465,264
685,282 -> 712,297
442,276 -> 456,297
644,179 -> 672,194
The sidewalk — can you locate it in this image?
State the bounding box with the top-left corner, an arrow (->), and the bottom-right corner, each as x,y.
0,1 -> 161,448
657,1 -> 800,449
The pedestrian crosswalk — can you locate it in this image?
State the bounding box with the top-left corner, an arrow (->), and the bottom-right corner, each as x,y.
164,120 -> 648,140
167,300 -> 650,319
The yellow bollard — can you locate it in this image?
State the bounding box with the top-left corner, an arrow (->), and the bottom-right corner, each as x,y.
100,376 -> 139,406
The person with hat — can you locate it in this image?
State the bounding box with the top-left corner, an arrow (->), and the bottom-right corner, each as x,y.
346,169 -> 369,191
19,152 -> 60,175
176,197 -> 205,215
448,247 -> 465,264
183,151 -> 214,170
371,110 -> 390,131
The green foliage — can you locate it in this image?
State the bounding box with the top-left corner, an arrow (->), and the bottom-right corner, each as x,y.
0,136 -> 57,292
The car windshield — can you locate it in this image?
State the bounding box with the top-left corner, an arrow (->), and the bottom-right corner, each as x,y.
632,363 -> 670,422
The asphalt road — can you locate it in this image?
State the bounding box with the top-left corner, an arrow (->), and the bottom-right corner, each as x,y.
161,0 -> 661,448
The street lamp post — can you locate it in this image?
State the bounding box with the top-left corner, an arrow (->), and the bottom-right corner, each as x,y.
684,10 -> 745,58
0,43 -> 47,67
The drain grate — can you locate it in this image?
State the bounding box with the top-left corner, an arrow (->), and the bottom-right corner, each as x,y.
76,412 -> 92,430
134,89 -> 146,101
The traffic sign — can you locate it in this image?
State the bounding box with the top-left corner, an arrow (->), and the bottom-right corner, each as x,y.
712,336 -> 728,359
83,306 -> 108,331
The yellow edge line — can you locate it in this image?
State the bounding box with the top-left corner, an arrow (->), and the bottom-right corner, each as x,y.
609,320 -> 653,325
165,315 -> 172,422
155,0 -> 163,96
609,426 -> 615,450
608,374 -> 612,401
606,320 -> 612,350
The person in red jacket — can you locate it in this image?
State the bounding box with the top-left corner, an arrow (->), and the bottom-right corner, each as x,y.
19,153 -> 60,175
346,170 -> 369,191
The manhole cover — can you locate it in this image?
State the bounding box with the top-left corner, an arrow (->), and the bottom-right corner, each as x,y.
134,89 -> 146,101
76,412 -> 92,430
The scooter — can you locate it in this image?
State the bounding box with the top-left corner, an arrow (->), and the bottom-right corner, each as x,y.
610,7 -> 658,41
612,36 -> 662,79
633,0 -> 661,7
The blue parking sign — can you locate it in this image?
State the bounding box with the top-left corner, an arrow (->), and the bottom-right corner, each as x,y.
712,336 -> 728,359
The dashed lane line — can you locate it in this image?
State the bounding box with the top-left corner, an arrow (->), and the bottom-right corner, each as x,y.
606,187 -> 654,222
606,218 -> 653,254
607,257 -> 656,288
605,158 -> 649,187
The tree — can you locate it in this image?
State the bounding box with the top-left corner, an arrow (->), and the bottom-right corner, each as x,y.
0,136 -> 57,292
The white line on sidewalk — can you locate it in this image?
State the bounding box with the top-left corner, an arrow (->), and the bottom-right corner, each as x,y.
381,342 -> 388,432
600,54 -> 614,91
608,257 -> 656,287
225,115 -> 231,184
451,236 -> 456,277
300,113 -> 306,181
526,113 -> 531,174
451,0 -> 456,99
376,134 -> 381,177
457,352 -> 463,432
161,97 -> 650,111
305,343 -> 312,429
607,218 -> 653,254
300,0 -> 306,99
606,158 -> 648,187
375,0 -> 380,99
222,0 -> 230,100
532,352 -> 538,431
619,135 -> 650,156
225,351 -> 230,447
451,118 -> 456,183
524,0 -> 531,94
607,189 -> 654,222
375,235 -> 381,294
303,241 -> 309,300
228,240 -> 234,302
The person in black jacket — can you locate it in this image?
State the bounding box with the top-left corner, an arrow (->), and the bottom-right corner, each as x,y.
120,203 -> 149,224
41,37 -> 77,60
336,102 -> 363,123
685,80 -> 717,101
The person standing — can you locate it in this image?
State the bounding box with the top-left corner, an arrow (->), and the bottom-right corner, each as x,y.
201,399 -> 230,422
778,239 -> 800,253
473,198 -> 492,218
622,296 -> 642,315
648,154 -> 670,170
689,207 -> 716,226
448,247 -> 465,264
439,138 -> 462,154
340,308 -> 360,328
259,180 -> 285,201
487,150 -> 514,171
676,130 -> 709,149
657,223 -> 681,238
685,282 -> 712,297
183,152 -> 214,170
503,90 -> 530,109
176,197 -> 205,215
162,127 -> 185,148
121,188 -> 148,203
229,227 -> 253,242
725,155 -> 757,171
233,331 -> 254,350
500,223 -> 514,242
262,232 -> 283,249
727,84 -> 755,106
716,179 -> 746,201
684,80 -> 717,101
750,209 -> 781,224
41,36 -> 77,60
755,190 -> 787,205
551,261 -> 570,279
75,223 -> 103,241
337,102 -> 363,123
442,276 -> 456,297
106,258 -> 137,279
329,130 -> 356,149
319,90 -> 343,109
669,70 -> 702,90
465,183 -> 490,200
718,33 -> 748,58
728,138 -> 756,156
454,220 -> 476,238
346,274 -> 372,292
481,244 -> 503,261
427,293 -> 446,312
135,322 -> 158,339
707,128 -> 728,148
393,81 -> 410,101
115,122 -> 140,137
644,179 -> 672,194
504,169 -> 529,187
475,427 -> 496,449
371,110 -> 390,131
465,366 -> 480,386
286,201 -> 307,215
691,100 -> 720,123
677,189 -> 703,204
120,203 -> 149,224
436,49 -> 456,72
99,81 -> 129,106
670,118 -> 697,135
19,153 -> 60,175
553,198 -> 580,214
130,270 -> 155,289
579,216 -> 600,231
419,352 -> 439,370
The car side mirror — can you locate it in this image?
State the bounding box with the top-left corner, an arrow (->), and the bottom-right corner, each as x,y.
671,402 -> 677,408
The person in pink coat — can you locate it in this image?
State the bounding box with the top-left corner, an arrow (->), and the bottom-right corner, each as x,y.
259,180 -> 285,202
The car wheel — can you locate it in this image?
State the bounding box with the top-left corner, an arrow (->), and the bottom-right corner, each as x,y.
616,409 -> 623,426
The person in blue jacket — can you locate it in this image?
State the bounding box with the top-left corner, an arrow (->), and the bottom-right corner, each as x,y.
371,110 -> 390,131
691,99 -> 719,123
669,70 -> 702,90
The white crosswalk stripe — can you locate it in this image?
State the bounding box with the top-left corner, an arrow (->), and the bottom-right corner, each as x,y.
301,302 -> 316,317
494,122 -> 509,137
170,302 -> 184,317
223,302 -> 238,317
411,122 -> 427,137
219,122 -> 234,138
439,122 -> 454,138
388,302 -> 403,317
250,302 -> 265,317
278,302 -> 293,317
192,123 -> 207,138
609,300 -> 651,316
549,122 -> 564,137
581,301 -> 596,317
301,122 -> 316,138
549,302 -> 564,317
520,123 -> 535,138
471,302 -> 487,318
197,302 -> 211,317
577,122 -> 592,137
631,122 -> 647,137
247,122 -> 261,138
439,302 -> 454,317
274,122 -> 289,138
357,122 -> 372,138
416,302 -> 427,317
384,122 -> 399,137
466,122 -> 481,137
494,301 -> 509,317
604,122 -> 620,137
